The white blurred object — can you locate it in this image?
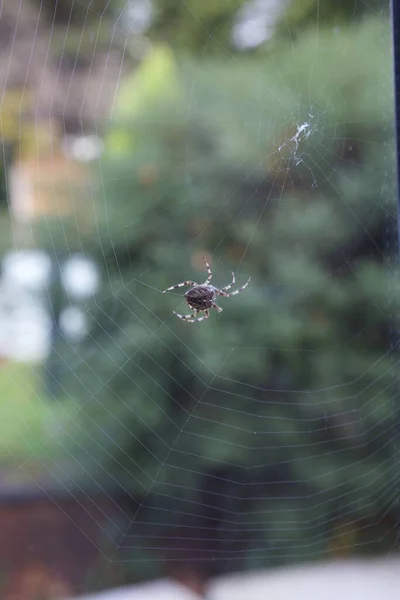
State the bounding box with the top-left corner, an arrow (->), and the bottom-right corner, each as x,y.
59,305 -> 87,343
122,0 -> 153,35
62,135 -> 104,162
0,250 -> 99,361
66,557 -> 400,600
232,0 -> 289,49
66,579 -> 201,600
210,557 -> 400,600
2,250 -> 52,291
0,251 -> 53,361
61,254 -> 100,300
0,280 -> 52,361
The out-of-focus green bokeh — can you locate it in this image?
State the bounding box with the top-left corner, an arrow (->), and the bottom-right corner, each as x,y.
0,0 -> 396,595
42,4 -> 397,581
0,362 -> 75,462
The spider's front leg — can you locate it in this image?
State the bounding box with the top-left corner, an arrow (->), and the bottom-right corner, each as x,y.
221,272 -> 235,292
212,302 -> 223,313
203,256 -> 213,285
218,276 -> 251,298
162,280 -> 197,293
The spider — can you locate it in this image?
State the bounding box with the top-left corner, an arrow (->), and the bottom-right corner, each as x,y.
162,257 -> 251,323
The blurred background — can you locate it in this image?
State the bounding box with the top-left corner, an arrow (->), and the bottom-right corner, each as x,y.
0,0 -> 399,598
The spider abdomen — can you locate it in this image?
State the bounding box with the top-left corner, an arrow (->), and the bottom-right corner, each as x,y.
185,285 -> 215,310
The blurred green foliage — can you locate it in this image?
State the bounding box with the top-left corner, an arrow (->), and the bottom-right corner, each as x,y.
149,0 -> 246,52
30,0 -> 388,56
149,0 -> 387,52
0,362 -> 74,463
46,12 -> 397,582
280,0 -> 387,36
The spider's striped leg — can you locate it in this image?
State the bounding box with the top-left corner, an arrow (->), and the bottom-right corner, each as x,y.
203,256 -> 213,285
221,272 -> 235,292
192,309 -> 209,323
174,309 -> 209,323
212,302 -> 223,313
223,276 -> 251,298
173,310 -> 197,320
162,281 -> 197,293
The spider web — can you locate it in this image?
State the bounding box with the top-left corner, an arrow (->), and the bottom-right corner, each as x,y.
0,0 -> 398,596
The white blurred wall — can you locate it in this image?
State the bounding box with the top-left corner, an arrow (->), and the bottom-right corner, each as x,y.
210,557 -> 400,600
67,556 -> 400,600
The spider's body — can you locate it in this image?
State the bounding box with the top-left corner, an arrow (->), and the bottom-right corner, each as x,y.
163,257 -> 251,323
185,284 -> 216,311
